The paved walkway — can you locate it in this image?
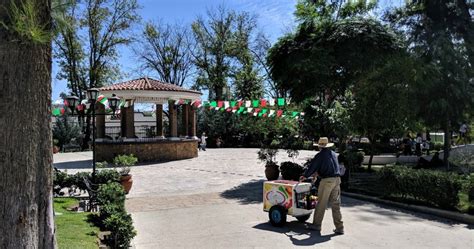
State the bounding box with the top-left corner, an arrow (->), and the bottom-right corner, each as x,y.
54,149 -> 474,249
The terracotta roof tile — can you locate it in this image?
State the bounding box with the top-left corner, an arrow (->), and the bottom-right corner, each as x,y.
100,77 -> 201,94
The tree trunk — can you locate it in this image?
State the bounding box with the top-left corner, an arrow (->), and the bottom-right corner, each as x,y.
0,0 -> 56,248
443,119 -> 451,171
367,135 -> 375,172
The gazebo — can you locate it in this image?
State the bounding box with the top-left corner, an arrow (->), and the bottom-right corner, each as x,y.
94,77 -> 202,162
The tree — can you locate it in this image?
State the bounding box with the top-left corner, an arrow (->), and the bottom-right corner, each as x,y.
251,33 -> 286,98
54,0 -> 139,149
351,56 -> 418,170
387,0 -> 474,168
135,21 -> 194,86
0,0 -> 55,247
53,114 -> 81,149
192,6 -> 263,100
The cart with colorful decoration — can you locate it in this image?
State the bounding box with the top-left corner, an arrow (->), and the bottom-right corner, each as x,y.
263,180 -> 318,227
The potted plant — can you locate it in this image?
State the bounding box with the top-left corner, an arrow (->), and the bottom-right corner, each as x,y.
113,154 -> 138,194
258,147 -> 280,180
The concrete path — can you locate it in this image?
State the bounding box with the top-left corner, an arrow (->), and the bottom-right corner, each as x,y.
54,149 -> 474,249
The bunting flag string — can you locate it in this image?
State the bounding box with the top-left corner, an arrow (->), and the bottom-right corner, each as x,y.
52,97 -> 295,118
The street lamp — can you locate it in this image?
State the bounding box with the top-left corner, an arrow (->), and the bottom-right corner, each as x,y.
108,94 -> 120,114
64,89 -> 120,182
66,95 -> 80,114
86,88 -> 99,101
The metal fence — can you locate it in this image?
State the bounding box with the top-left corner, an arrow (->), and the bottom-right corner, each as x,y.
105,126 -> 156,139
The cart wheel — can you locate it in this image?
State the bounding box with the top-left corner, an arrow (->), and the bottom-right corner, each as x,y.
269,205 -> 287,227
296,214 -> 311,222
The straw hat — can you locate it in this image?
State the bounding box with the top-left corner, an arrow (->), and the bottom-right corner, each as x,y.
313,137 -> 334,148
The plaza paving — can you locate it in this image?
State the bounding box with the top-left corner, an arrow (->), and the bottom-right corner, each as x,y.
54,149 -> 474,249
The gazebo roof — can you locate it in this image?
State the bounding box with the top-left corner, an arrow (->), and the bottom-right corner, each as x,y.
100,77 -> 200,94
99,77 -> 201,104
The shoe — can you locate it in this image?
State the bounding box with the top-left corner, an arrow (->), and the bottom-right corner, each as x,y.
333,229 -> 344,235
305,224 -> 321,231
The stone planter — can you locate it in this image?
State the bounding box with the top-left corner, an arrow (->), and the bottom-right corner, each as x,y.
120,174 -> 133,194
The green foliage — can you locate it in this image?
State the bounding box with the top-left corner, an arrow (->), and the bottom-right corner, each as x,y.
301,91 -> 353,141
449,146 -> 474,174
295,0 -> 377,23
97,182 -> 136,248
52,115 -> 81,149
98,182 -> 125,207
386,0 -> 474,163
113,154 -> 138,175
113,154 -> 138,167
339,150 -> 364,169
350,55 -> 418,159
197,108 -> 299,148
1,0 -> 51,43
268,17 -> 402,103
53,170 -> 120,194
53,169 -> 69,194
433,142 -> 444,152
95,169 -> 120,185
103,212 -> 136,249
192,6 -> 263,100
379,167 -> 464,209
280,161 -> 304,181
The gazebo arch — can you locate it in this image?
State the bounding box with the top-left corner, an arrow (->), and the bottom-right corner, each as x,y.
95,77 -> 202,162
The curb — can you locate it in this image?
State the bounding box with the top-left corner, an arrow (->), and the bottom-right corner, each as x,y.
341,191 -> 474,225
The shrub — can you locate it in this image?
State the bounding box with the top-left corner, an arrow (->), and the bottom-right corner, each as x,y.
433,142 -> 443,152
379,167 -> 463,209
113,154 -> 138,175
97,182 -> 136,248
103,212 -> 137,248
339,150 -> 364,169
97,182 -> 125,207
52,115 -> 81,149
280,161 -> 304,181
53,169 -> 69,188
95,170 -> 120,185
113,154 -> 138,166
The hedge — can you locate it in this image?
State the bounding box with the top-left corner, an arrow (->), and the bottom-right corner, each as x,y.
379,167 -> 464,209
97,182 -> 136,248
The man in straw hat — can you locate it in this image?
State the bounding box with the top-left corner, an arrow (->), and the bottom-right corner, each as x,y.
300,137 -> 344,235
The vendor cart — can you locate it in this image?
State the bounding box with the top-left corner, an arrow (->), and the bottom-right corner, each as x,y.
263,180 -> 318,227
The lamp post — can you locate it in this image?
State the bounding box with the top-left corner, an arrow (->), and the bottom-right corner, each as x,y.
66,89 -> 120,181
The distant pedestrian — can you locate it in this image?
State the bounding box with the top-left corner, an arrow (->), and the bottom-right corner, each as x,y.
200,132 -> 208,151
300,137 -> 344,235
415,133 -> 422,156
216,136 -> 223,148
458,122 -> 469,145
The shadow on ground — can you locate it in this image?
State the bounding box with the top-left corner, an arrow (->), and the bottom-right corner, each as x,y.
54,160 -> 92,169
220,179 -> 264,204
220,179 -> 473,230
341,196 -> 474,229
253,221 -> 335,246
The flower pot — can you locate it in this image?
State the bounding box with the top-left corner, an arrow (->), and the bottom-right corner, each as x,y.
265,164 -> 280,180
120,174 -> 133,194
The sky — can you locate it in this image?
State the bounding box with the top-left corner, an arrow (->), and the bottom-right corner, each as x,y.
51,0 -> 402,101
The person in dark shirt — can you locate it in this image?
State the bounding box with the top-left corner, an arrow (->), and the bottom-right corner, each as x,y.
300,137 -> 344,235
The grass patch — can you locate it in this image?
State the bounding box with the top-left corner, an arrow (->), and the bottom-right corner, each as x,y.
54,198 -> 99,249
